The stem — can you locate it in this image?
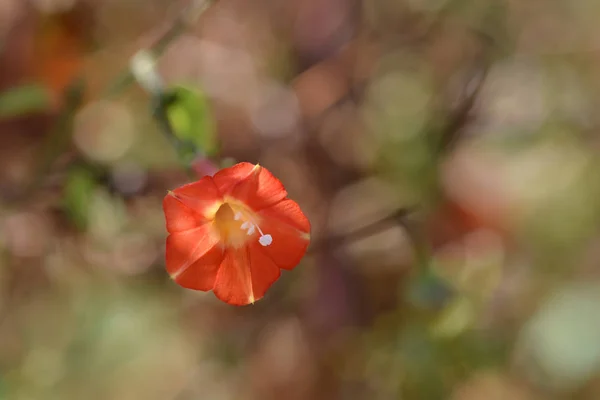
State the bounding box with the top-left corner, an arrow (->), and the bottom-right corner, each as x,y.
103,0 -> 217,98
307,208 -> 416,254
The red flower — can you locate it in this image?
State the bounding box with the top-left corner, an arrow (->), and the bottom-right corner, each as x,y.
163,162 -> 311,306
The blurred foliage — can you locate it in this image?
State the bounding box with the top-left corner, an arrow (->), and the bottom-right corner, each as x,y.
62,166 -> 97,229
164,85 -> 219,159
2,0 -> 600,399
0,84 -> 51,119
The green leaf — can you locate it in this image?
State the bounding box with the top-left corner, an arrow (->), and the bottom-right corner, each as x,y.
0,84 -> 51,119
164,85 -> 218,157
430,295 -> 476,339
63,167 -> 97,229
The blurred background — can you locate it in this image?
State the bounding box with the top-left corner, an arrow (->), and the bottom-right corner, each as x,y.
3,0 -> 600,399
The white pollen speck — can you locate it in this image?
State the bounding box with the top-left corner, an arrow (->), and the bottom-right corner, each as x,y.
241,221 -> 251,230
259,234 -> 273,246
234,212 -> 242,220
246,225 -> 256,235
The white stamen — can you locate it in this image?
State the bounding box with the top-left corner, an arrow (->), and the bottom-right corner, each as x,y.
234,210 -> 274,246
259,234 -> 272,246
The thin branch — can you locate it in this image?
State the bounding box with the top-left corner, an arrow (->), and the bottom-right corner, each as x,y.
435,64 -> 489,154
103,0 -> 216,98
307,208 -> 414,254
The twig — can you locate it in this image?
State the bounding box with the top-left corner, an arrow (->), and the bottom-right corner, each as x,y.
103,0 -> 216,98
307,208 -> 415,254
435,64 -> 489,154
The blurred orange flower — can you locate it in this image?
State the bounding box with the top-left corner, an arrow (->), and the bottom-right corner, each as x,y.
163,162 -> 311,306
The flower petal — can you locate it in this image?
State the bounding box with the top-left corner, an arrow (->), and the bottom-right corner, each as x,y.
167,176 -> 222,220
171,247 -> 224,291
213,162 -> 287,210
163,193 -> 207,234
213,245 -> 281,306
212,162 -> 255,194
166,224 -> 224,291
212,248 -> 253,306
257,199 -> 311,270
248,241 -> 282,300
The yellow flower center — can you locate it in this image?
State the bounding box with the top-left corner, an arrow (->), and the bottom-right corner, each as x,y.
212,201 -> 272,249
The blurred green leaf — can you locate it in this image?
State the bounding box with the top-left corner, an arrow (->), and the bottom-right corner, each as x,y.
63,167 -> 97,229
57,285 -> 193,400
519,282 -> 600,392
406,271 -> 455,310
431,295 -> 475,339
0,84 -> 51,119
164,85 -> 218,157
87,188 -> 129,240
366,64 -> 439,203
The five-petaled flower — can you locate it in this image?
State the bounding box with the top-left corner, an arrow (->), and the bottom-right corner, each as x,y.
163,162 -> 311,306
